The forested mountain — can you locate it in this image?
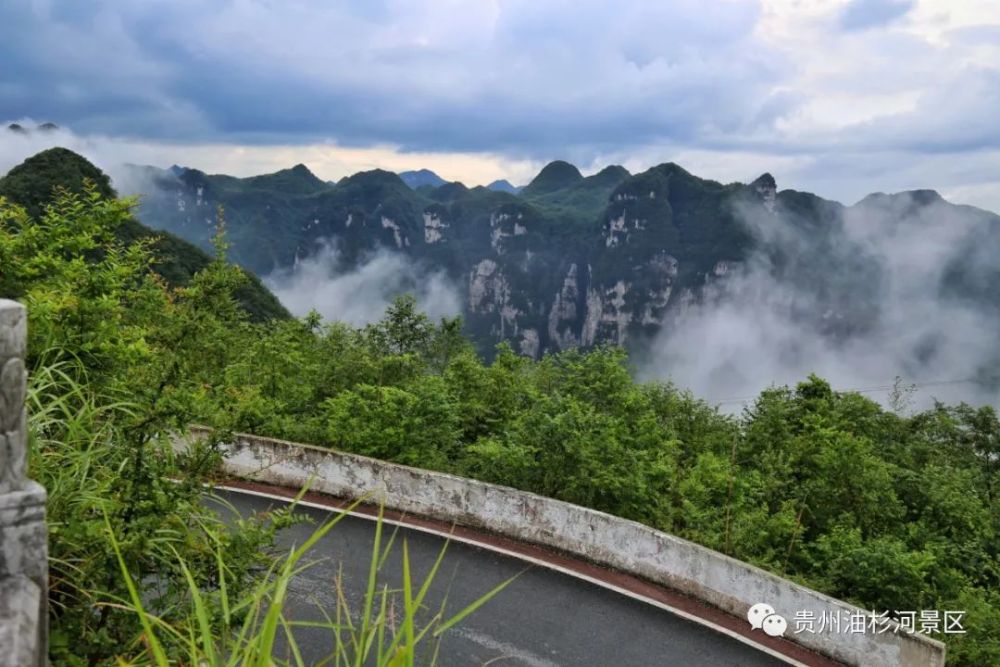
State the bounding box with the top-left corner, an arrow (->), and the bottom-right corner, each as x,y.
122,154 -> 1000,384
398,168 -> 447,189
0,148 -> 289,321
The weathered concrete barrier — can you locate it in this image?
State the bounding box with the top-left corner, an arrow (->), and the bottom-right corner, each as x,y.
0,300 -> 48,667
184,427 -> 946,667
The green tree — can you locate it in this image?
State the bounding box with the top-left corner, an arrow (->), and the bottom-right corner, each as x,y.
325,375 -> 460,469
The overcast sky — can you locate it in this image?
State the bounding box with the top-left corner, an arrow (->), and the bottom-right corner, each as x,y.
2,0 -> 999,210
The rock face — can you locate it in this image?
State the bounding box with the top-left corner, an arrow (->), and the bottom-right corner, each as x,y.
381,216 -> 408,248
423,212 -> 447,244
468,259 -> 506,313
583,280 -> 630,346
489,211 -> 527,254
0,300 -> 48,667
548,264 -> 582,349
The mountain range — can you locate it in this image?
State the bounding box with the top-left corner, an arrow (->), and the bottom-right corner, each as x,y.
4,147 -> 998,388
398,169 -> 521,193
118,154 -> 1000,377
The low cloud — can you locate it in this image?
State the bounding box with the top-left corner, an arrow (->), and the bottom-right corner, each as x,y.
0,121 -> 91,175
645,192 -> 1000,410
265,241 -> 461,327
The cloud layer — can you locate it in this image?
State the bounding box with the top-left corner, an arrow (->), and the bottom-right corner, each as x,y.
0,1 -> 778,154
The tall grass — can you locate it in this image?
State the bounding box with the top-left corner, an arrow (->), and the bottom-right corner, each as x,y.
27,356 -> 141,629
108,499 -> 514,666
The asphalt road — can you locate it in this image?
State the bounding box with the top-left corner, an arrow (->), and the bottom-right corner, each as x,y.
216,488 -> 789,667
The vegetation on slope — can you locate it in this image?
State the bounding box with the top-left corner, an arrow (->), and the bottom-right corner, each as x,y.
5,187 -> 289,664
521,162 -> 631,224
2,186 -> 998,665
520,159 -> 584,196
0,148 -> 290,322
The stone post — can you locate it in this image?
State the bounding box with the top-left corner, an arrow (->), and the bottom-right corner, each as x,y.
0,300 -> 47,666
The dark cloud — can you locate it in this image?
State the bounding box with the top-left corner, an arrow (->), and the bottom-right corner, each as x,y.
0,2 -> 207,137
0,0 -> 792,156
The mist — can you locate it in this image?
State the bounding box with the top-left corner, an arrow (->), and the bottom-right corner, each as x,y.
644,191 -> 1000,411
265,242 -> 462,328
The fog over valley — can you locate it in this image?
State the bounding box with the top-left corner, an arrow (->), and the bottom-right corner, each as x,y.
644,189 -> 1000,409
266,243 -> 462,327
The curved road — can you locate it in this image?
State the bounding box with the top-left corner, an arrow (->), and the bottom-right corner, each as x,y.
215,487 -> 812,667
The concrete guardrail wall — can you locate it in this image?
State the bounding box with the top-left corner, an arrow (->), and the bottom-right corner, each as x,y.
184,427 -> 946,667
0,300 -> 48,666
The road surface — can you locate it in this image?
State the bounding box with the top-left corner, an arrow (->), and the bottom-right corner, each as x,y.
215,487 -> 808,667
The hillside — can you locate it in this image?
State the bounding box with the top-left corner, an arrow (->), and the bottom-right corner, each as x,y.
0,149 -> 290,322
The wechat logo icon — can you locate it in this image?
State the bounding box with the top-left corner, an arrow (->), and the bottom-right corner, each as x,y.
748,602 -> 787,637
